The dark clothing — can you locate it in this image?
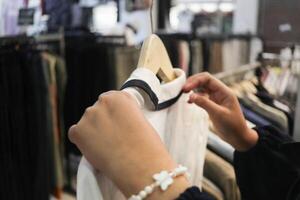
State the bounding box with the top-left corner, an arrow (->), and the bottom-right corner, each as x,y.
241,105 -> 271,127
234,126 -> 300,200
177,126 -> 300,200
256,91 -> 295,135
0,50 -> 51,200
177,187 -> 214,200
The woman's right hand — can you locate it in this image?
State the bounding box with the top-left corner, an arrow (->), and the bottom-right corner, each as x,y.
183,72 -> 258,152
68,91 -> 189,199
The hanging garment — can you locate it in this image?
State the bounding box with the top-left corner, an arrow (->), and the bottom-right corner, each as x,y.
241,105 -> 271,128
207,131 -> 235,163
0,49 -> 51,200
178,40 -> 190,74
239,94 -> 289,133
202,177 -> 225,200
222,39 -> 249,72
77,68 -> 209,200
190,40 -> 204,75
204,150 -> 241,200
209,41 -> 223,74
162,39 -> 180,68
256,90 -> 294,135
42,53 -> 67,198
108,46 -> 140,89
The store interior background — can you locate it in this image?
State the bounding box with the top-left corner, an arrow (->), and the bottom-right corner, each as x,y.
1,0 -> 300,199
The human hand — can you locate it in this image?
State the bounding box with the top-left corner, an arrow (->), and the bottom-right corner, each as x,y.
183,73 -> 258,151
68,91 -> 189,199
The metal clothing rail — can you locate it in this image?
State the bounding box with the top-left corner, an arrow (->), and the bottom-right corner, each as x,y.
214,63 -> 260,84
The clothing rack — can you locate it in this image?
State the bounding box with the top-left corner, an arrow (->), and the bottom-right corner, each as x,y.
214,62 -> 300,140
0,30 -> 66,58
260,53 -> 300,139
95,35 -> 127,45
32,31 -> 127,57
0,35 -> 32,44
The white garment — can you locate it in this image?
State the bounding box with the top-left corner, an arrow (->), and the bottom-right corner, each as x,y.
77,68 -> 209,200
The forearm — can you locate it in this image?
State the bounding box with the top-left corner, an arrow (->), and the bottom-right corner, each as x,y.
114,164 -> 190,200
107,145 -> 190,200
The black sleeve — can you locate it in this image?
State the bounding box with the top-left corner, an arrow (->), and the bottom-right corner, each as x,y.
234,126 -> 300,200
176,187 -> 215,200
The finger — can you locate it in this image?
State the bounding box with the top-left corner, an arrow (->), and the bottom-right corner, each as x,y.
183,73 -> 228,94
183,73 -> 210,92
68,125 -> 78,144
189,93 -> 224,116
187,92 -> 208,103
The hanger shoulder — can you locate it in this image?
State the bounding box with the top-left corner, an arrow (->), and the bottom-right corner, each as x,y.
137,34 -> 176,82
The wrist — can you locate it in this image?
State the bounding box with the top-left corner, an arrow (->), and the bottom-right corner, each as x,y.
147,175 -> 190,200
110,151 -> 185,197
113,158 -> 190,200
236,128 -> 259,152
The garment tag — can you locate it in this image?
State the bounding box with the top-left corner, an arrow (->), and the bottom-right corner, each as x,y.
18,8 -> 35,26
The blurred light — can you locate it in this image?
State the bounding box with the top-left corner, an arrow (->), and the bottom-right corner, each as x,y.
93,2 -> 118,32
219,3 -> 235,12
202,3 -> 217,12
170,1 -> 235,30
170,4 -> 187,29
187,4 -> 202,12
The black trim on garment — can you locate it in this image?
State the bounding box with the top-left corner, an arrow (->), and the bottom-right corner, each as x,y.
120,79 -> 182,110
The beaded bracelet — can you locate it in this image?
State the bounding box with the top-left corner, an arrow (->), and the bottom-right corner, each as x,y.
128,165 -> 188,200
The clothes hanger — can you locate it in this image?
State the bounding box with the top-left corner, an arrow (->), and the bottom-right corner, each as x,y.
137,34 -> 176,82
136,0 -> 176,82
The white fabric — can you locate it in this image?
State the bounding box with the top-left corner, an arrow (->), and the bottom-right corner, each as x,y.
77,68 -> 209,200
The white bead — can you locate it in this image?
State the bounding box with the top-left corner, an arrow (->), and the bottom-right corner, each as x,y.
129,166 -> 188,200
139,191 -> 147,198
129,195 -> 141,200
144,186 -> 153,194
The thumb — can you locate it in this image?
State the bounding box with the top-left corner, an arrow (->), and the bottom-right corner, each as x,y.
189,93 -> 224,115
